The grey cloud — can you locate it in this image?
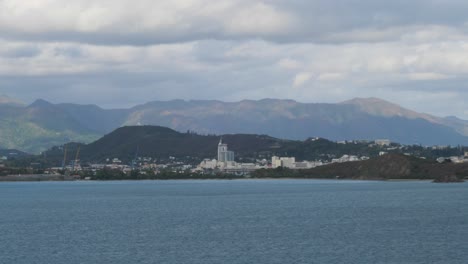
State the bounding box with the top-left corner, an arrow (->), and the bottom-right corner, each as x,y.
0,51 -> 291,108
1,45 -> 41,58
2,0 -> 468,45
53,46 -> 84,58
2,1 -> 468,120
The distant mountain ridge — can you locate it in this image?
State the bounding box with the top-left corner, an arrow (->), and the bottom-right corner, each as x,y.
341,97 -> 466,134
2,96 -> 468,153
0,95 -> 25,107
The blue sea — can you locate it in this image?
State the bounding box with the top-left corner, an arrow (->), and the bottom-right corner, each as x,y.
0,180 -> 467,264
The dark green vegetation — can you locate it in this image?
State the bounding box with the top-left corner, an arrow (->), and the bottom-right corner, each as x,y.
0,149 -> 29,158
0,167 -> 37,177
89,168 -> 240,181
78,126 -> 385,163
6,125 -> 468,169
0,174 -> 66,182
251,154 -> 468,182
10,126 -> 397,167
0,167 -> 240,181
3,95 -> 468,153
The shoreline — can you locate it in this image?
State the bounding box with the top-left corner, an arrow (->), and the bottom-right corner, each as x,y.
0,176 -> 448,183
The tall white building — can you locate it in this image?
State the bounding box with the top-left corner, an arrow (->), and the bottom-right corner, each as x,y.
218,139 -> 235,162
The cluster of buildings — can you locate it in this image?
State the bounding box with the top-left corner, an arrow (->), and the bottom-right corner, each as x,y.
196,139 -> 368,175
51,138 -> 468,177
196,139 -> 266,175
47,155 -> 195,176
271,156 -> 324,169
44,138 -> 387,176
336,139 -> 391,146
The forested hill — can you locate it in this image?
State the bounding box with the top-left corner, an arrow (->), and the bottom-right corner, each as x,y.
36,126 -> 389,166
16,126 -> 465,168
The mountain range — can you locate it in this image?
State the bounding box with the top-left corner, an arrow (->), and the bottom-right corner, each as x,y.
1,94 -> 468,153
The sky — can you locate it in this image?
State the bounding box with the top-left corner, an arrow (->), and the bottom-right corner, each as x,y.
1,0 -> 468,118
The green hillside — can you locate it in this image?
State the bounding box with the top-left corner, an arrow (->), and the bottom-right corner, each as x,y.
0,101 -> 100,154
0,118 -> 98,153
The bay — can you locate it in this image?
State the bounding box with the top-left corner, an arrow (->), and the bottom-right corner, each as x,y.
0,180 -> 467,264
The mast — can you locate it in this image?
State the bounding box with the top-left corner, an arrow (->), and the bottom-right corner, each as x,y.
62,145 -> 68,170
73,146 -> 81,172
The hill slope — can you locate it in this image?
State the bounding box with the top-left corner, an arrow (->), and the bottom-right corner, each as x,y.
0,100 -> 100,153
39,126 -> 397,166
253,153 -> 468,181
55,97 -> 468,146
54,126 -> 298,163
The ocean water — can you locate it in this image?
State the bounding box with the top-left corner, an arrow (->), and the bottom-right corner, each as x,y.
0,180 -> 467,264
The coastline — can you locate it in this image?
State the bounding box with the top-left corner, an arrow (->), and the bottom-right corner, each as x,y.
0,176 -> 454,183
0,174 -> 72,182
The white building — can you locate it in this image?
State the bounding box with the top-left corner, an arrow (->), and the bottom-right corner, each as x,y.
271,156 -> 324,169
375,139 -> 391,146
271,156 -> 296,169
198,139 -> 238,171
199,159 -> 218,169
218,139 -> 235,162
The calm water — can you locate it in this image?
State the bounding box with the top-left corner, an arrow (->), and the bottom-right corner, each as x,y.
0,180 -> 467,264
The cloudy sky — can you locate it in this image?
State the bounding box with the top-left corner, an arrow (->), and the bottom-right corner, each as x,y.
1,0 -> 468,117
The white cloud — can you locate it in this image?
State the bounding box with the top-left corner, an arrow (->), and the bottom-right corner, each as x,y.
0,40 -> 199,75
0,0 -> 296,44
222,2 -> 296,36
293,72 -> 312,87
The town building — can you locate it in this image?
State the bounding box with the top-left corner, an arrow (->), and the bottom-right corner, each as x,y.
272,156 -> 295,168
271,156 -> 323,169
197,139 -> 265,174
375,139 -> 391,146
218,139 -> 235,162
199,138 -> 368,175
